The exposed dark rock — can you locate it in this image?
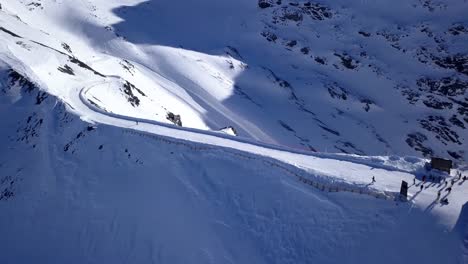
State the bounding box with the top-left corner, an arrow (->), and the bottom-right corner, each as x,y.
35,91 -> 48,105
360,99 -> 374,112
433,54 -> 468,76
376,30 -> 400,43
300,47 -> 310,55
120,59 -> 135,75
258,0 -> 275,9
270,1 -> 332,25
358,31 -> 371,37
0,175 -> 16,201
0,27 -> 22,38
448,24 -> 468,36
16,113 -> 43,145
422,96 -> 453,109
69,57 -> 106,77
314,56 -> 326,65
283,9 -> 303,22
122,81 -> 141,107
234,85 -> 261,107
27,2 -> 42,10
449,115 -> 465,129
417,77 -> 467,96
335,140 -> 364,155
419,115 -> 461,145
334,53 -> 359,69
63,126 -> 95,153
447,150 -> 463,160
7,70 -> 36,93
406,132 -> 433,157
286,40 -> 297,47
400,87 -> 420,105
279,120 -> 295,132
261,31 -> 278,42
58,65 -> 75,75
455,104 -> 468,124
15,41 -> 31,51
320,125 -> 340,136
61,43 -> 72,53
166,112 -> 182,126
326,83 -> 348,100
301,2 -> 333,20
419,0 -> 447,12
263,67 -> 297,100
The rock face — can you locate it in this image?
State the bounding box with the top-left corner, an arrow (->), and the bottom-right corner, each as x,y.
254,0 -> 468,161
258,0 -> 275,9
166,112 -> 182,127
1,0 -> 468,162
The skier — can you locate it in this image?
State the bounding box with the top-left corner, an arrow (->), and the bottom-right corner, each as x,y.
372,176 -> 375,183
420,185 -> 423,191
413,178 -> 416,185
437,191 -> 441,199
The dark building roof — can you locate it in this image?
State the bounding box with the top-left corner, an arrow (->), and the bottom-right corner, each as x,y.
430,157 -> 452,173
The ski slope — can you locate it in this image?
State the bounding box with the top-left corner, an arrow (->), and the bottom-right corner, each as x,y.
1,67 -> 467,263
0,1 -> 467,263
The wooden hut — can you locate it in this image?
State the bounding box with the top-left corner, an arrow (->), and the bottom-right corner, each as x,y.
430,157 -> 452,173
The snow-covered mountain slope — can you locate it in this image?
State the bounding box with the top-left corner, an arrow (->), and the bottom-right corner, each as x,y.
1,62 -> 467,263
1,0 -> 467,160
0,0 -> 467,263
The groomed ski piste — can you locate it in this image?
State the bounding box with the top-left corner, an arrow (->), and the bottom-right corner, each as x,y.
0,1 -> 467,263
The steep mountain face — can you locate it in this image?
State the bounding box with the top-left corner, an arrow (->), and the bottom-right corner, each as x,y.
0,60 -> 466,264
0,1 -> 467,263
1,0 -> 467,161
254,0 -> 468,160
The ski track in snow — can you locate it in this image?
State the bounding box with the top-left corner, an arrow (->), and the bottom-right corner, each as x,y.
0,0 -> 465,222
0,1 -> 467,263
0,0 -> 465,229
78,79 -> 401,201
